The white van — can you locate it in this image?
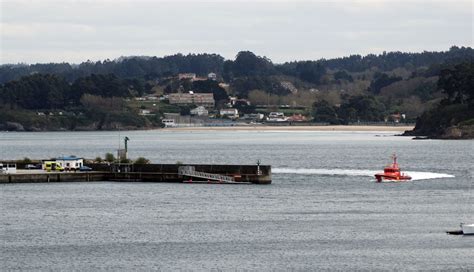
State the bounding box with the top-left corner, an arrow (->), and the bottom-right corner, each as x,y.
0,163 -> 17,174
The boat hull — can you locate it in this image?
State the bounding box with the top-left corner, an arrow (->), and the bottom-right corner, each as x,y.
462,224 -> 474,235
375,174 -> 412,182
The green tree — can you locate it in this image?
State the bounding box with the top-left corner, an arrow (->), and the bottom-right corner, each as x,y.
368,73 -> 402,94
312,100 -> 338,123
334,70 -> 353,82
438,62 -> 474,104
21,157 -> 32,163
295,61 -> 326,84
0,74 -> 71,110
225,51 -> 275,78
105,153 -> 115,163
134,157 -> 150,164
338,95 -> 386,122
71,74 -> 132,103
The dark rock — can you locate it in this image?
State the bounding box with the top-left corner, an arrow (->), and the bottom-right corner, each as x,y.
440,126 -> 463,139
6,122 -> 25,131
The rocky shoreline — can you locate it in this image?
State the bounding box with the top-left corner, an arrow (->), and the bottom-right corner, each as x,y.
403,124 -> 474,139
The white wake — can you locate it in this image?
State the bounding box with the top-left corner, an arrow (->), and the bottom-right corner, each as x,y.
273,168 -> 455,181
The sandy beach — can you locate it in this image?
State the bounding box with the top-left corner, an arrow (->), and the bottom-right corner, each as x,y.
163,125 -> 414,132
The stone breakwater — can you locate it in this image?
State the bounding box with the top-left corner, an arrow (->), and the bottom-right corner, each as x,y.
0,163 -> 272,185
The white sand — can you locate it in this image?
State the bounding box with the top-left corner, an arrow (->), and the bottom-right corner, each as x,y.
163,125 -> 414,132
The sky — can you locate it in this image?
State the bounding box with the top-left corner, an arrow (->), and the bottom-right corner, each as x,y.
0,0 -> 472,64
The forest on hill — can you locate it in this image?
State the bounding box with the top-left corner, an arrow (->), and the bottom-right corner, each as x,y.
0,46 -> 473,137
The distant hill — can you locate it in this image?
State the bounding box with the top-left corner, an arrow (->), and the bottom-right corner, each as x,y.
1,46 -> 473,133
1,46 -> 473,84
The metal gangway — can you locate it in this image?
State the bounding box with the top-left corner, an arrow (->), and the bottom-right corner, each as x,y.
178,166 -> 236,183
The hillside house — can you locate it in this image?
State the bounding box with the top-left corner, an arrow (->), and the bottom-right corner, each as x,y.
208,72 -> 217,81
168,92 -> 215,108
229,96 -> 251,106
220,108 -> 239,119
190,106 -> 209,116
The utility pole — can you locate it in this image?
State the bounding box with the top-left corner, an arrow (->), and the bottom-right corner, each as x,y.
124,136 -> 130,157
257,159 -> 262,176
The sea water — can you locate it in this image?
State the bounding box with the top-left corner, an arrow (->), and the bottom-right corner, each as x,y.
1,130 -> 473,270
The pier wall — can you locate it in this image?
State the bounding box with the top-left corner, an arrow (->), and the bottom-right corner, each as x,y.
0,164 -> 271,184
0,172 -> 106,183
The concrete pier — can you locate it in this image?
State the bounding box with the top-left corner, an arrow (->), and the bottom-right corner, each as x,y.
0,163 -> 272,184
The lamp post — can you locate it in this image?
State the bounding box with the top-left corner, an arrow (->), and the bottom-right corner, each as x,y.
124,136 -> 130,158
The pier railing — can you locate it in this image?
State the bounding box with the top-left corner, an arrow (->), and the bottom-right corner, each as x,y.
178,166 -> 236,183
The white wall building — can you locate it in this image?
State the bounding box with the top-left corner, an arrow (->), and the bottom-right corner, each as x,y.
54,156 -> 84,170
208,72 -> 217,81
162,119 -> 177,127
220,108 -> 239,119
168,92 -> 215,108
190,106 -> 209,116
267,112 -> 288,122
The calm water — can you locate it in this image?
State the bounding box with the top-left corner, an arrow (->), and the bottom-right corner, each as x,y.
1,130 -> 473,270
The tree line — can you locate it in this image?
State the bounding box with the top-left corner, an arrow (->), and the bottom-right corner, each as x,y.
2,47 -> 472,85
0,73 -> 150,110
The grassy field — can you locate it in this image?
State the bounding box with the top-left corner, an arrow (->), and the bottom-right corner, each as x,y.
126,100 -> 181,113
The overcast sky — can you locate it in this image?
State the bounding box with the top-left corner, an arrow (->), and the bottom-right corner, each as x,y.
1,0 -> 472,64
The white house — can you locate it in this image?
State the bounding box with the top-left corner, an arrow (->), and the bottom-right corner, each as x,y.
139,109 -> 154,116
220,108 -> 239,119
242,113 -> 265,121
162,119 -> 177,128
208,72 -> 217,81
190,106 -> 209,116
229,96 -> 251,107
267,112 -> 288,122
54,156 -> 84,170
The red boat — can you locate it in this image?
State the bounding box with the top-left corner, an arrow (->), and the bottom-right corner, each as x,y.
375,154 -> 412,182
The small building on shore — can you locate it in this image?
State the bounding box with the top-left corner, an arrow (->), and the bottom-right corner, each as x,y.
53,156 -> 84,170
208,72 -> 217,81
267,112 -> 288,122
220,108 -> 239,119
287,114 -> 307,122
190,106 -> 209,116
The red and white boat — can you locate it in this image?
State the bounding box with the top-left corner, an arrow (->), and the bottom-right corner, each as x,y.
375,154 -> 412,182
